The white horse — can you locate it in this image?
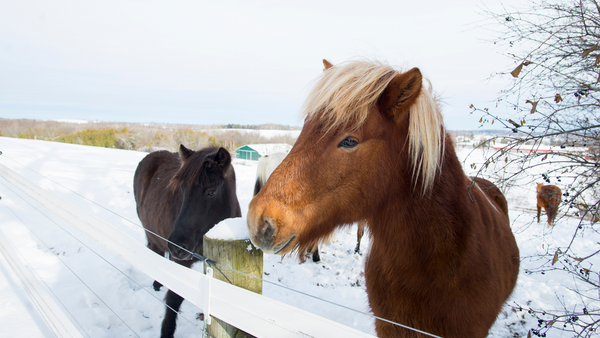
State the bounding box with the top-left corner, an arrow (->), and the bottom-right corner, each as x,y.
252,152 -> 366,262
253,152 -> 288,196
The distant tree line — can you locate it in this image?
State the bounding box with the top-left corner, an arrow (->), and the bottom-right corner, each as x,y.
0,119 -> 298,152
223,123 -> 301,130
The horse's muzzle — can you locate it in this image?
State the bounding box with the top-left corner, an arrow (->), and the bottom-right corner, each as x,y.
167,241 -> 195,261
248,214 -> 277,253
247,212 -> 297,254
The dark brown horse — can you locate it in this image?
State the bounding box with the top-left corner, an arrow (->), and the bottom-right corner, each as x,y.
134,145 -> 241,338
536,183 -> 561,226
247,60 -> 519,337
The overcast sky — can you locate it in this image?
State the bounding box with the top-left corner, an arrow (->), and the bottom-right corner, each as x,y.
0,0 -> 523,130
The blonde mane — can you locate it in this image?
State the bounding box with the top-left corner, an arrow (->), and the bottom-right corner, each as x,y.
302,60 -> 445,193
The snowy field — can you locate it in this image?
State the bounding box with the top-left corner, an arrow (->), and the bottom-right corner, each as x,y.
0,136 -> 597,338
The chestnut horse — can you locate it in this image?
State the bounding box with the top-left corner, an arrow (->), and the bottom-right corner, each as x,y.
536,183 -> 561,226
134,145 -> 241,338
247,60 -> 519,337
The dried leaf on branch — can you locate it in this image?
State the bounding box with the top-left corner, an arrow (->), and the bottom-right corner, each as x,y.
508,119 -> 521,128
511,63 -> 523,77
554,93 -> 563,103
526,100 -> 539,114
582,43 -> 598,58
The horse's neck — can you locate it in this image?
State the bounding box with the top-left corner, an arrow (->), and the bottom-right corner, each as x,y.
368,141 -> 468,267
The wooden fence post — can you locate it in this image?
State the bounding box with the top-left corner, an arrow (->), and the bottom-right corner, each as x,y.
203,234 -> 263,338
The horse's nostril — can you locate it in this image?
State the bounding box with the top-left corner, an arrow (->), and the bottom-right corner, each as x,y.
263,217 -> 276,244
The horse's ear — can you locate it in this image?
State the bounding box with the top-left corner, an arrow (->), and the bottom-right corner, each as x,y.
179,144 -> 194,161
378,67 -> 422,122
323,59 -> 333,70
214,147 -> 231,168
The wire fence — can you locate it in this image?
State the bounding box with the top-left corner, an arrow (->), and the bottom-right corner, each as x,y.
0,178 -> 205,337
0,150 -> 443,338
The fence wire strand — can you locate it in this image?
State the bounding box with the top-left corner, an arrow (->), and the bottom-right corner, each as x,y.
0,204 -> 94,338
0,179 -> 201,336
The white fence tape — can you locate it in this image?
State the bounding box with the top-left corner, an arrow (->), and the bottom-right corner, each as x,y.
0,163 -> 375,338
0,229 -> 84,338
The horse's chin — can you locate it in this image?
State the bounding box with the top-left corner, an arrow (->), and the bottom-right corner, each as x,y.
170,251 -> 194,261
274,234 -> 297,255
258,234 -> 297,255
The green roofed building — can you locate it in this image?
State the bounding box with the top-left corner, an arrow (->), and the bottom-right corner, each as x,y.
234,143 -> 292,161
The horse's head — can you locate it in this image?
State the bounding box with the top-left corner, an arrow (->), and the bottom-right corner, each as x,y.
247,59 -> 444,257
536,182 -> 544,192
168,145 -> 240,260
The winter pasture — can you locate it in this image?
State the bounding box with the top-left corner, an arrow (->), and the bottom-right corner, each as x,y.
0,136 -> 596,338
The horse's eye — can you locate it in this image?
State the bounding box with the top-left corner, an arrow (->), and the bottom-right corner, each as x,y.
206,189 -> 216,197
338,137 -> 359,149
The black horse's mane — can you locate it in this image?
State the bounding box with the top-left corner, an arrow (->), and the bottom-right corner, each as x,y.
170,146 -> 227,188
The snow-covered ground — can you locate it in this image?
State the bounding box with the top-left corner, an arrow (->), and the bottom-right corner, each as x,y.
0,137 -> 597,338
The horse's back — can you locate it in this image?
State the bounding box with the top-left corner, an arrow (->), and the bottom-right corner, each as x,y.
539,185 -> 562,199
471,177 -> 509,218
134,151 -> 180,204
469,176 -> 519,304
134,151 -> 182,247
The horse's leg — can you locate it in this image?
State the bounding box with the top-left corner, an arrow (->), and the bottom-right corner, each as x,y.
161,289 -> 184,338
354,220 -> 365,254
542,205 -> 551,226
148,242 -> 165,291
311,244 -> 321,263
537,204 -> 542,223
553,195 -> 561,225
548,201 -> 558,226
160,259 -> 194,338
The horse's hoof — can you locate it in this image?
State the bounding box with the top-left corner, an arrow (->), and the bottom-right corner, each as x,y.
311,251 -> 321,263
153,280 -> 163,291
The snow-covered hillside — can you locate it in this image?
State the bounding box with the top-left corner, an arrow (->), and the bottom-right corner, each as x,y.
0,137 -> 596,338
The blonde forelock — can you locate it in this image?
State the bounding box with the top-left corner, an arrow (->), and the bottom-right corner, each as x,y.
302,60 -> 398,132
301,59 -> 445,194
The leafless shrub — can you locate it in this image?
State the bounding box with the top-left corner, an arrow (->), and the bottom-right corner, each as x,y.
471,1 -> 600,336
0,119 -> 299,153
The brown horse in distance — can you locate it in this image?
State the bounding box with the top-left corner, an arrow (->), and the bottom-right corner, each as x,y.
247,59 -> 519,337
536,183 -> 562,226
134,145 -> 241,338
